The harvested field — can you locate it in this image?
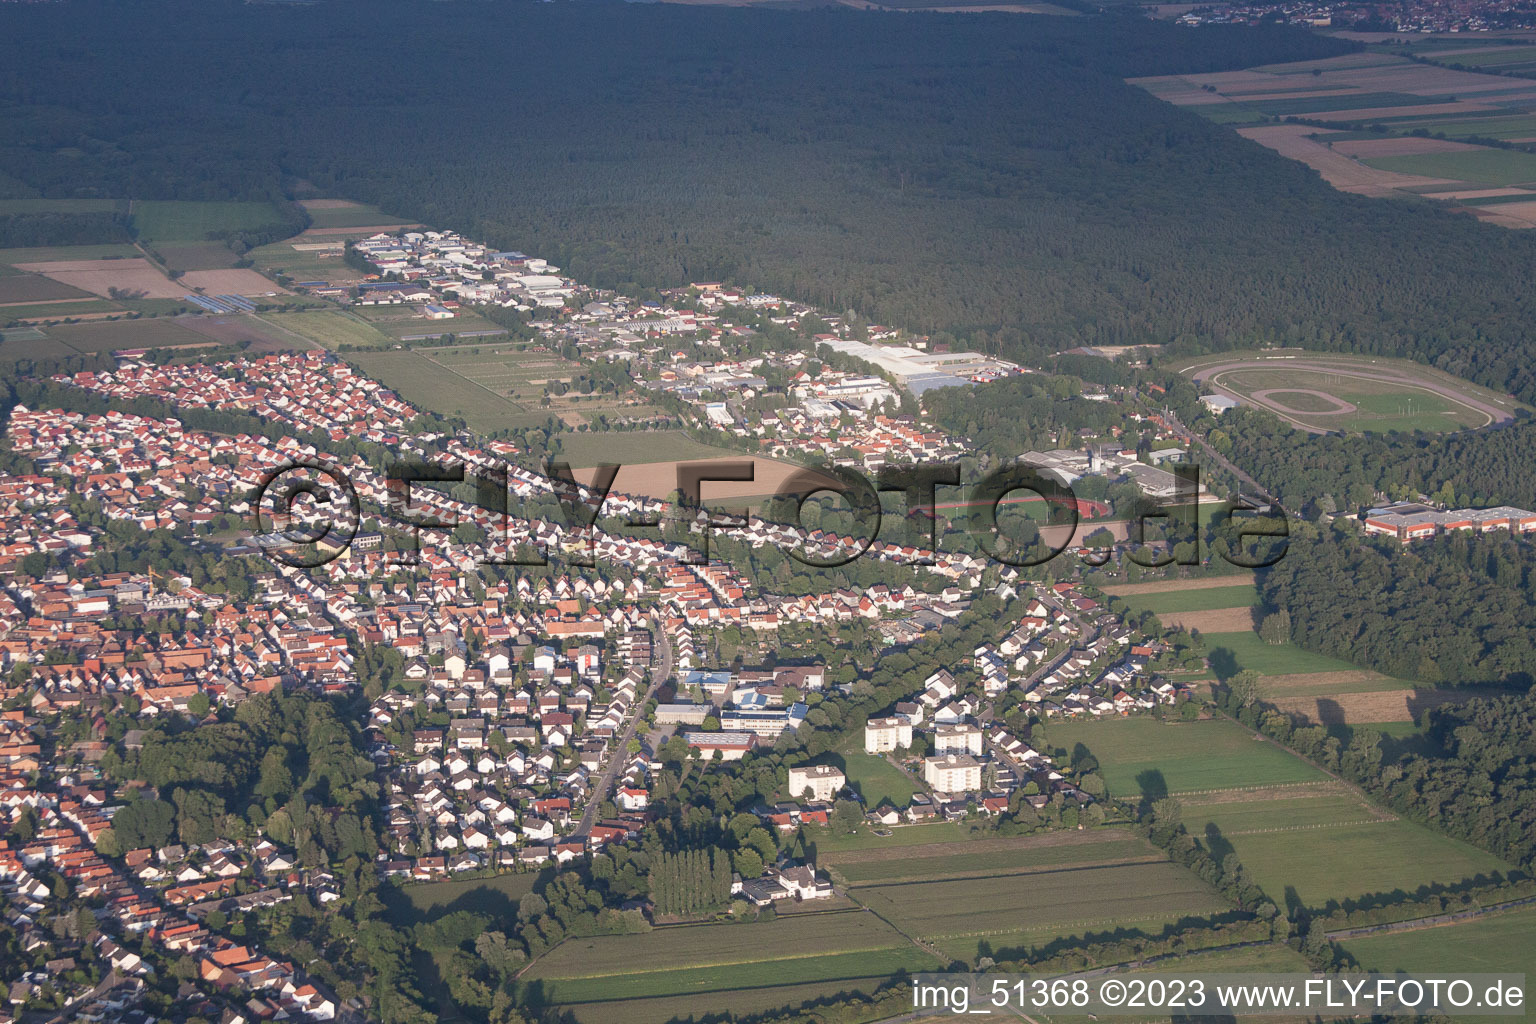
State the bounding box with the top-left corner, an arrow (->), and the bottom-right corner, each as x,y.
1101,574 -> 1256,597
575,454 -> 836,503
1468,199 -> 1536,227
1329,136 -> 1485,157
1263,669 -> 1410,694
1417,186 -> 1536,199
16,258 -> 183,299
1157,606 -> 1257,633
1235,125 -> 1461,196
178,269 -> 287,296
1270,687 -> 1490,724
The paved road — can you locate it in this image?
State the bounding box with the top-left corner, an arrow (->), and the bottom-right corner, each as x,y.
575,615 -> 672,836
1164,411 -> 1276,506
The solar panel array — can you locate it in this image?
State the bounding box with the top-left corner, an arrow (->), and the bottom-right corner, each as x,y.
183,294 -> 258,314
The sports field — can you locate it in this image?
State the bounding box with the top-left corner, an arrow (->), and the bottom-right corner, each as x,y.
1179,351 -> 1519,434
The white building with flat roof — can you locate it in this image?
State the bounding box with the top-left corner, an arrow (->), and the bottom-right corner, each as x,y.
865,716 -> 913,754
923,753 -> 983,794
787,764 -> 846,802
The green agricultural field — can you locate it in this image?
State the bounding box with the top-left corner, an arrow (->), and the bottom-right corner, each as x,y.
152,241 -> 240,271
537,946 -> 934,1004
1118,583 -> 1258,615
1249,92 -> 1449,116
1196,105 -> 1267,125
0,331 -> 77,360
1393,113 -> 1536,139
550,429 -> 746,468
0,300 -> 118,320
0,273 -> 92,303
526,910 -> 933,1003
266,310 -> 394,350
1430,44 -> 1536,67
1363,149 -> 1536,186
43,317 -> 211,352
1185,788 -> 1379,836
859,860 -> 1230,961
130,200 -> 290,240
372,311 -> 507,341
560,976 -> 906,1024
1204,630 -> 1365,677
1220,819 -> 1515,908
247,240 -> 359,284
1043,717 -> 1326,797
0,243 -> 140,264
1343,904 -> 1536,978
301,200 -> 413,229
348,348 -> 545,432
810,820 -> 981,855
831,832 -> 1161,885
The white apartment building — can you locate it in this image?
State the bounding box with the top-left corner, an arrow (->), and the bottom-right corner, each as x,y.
787,764 -> 847,803
923,753 -> 983,794
865,716 -> 913,754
